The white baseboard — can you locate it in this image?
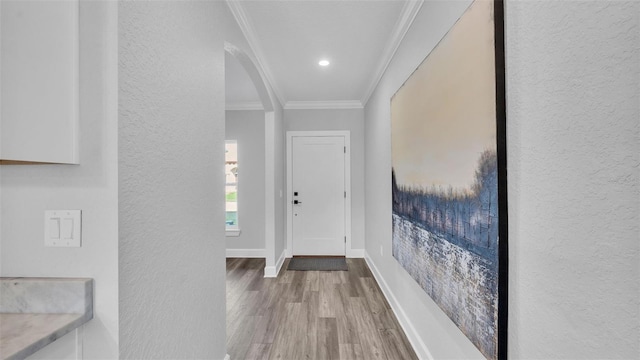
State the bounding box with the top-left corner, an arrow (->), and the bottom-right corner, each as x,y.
346,248 -> 365,258
364,252 -> 433,360
226,248 -> 265,258
264,250 -> 286,278
283,248 -> 363,258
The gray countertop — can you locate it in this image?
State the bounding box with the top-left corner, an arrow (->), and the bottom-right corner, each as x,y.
0,278 -> 93,360
0,313 -> 87,359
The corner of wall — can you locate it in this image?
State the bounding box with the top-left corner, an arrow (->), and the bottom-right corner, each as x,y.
346,249 -> 365,258
264,249 -> 286,278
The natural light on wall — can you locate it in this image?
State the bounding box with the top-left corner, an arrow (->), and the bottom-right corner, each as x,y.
225,141 -> 239,234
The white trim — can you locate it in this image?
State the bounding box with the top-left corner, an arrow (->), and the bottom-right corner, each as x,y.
225,101 -> 264,111
277,251 -> 285,275
226,248 -> 265,258
225,229 -> 241,237
225,0 -> 423,109
346,249 -> 365,258
284,100 -> 363,110
224,42 -> 275,112
364,252 -> 433,360
71,0 -> 80,164
361,0 -> 424,106
264,250 -> 286,278
225,1 -> 286,106
75,326 -> 83,359
264,112 -> 276,277
286,131 -> 352,257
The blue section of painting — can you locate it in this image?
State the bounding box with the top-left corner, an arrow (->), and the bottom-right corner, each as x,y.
392,150 -> 499,359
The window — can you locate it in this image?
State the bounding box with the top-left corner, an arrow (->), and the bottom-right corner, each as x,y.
225,141 -> 239,235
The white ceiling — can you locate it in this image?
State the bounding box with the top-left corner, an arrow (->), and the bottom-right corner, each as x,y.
226,0 -> 423,109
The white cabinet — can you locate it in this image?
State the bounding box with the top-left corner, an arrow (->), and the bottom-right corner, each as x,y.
1,0 -> 79,164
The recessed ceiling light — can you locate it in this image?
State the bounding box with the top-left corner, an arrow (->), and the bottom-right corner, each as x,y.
318,60 -> 330,67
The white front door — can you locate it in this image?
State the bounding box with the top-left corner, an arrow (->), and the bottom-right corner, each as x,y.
291,135 -> 346,256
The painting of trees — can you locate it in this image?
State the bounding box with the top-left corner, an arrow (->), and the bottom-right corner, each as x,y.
392,149 -> 499,263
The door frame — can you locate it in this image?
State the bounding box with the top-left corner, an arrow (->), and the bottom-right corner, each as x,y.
286,131 -> 351,257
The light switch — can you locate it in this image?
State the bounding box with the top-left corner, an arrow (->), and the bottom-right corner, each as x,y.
61,218 -> 73,239
49,218 -> 60,239
45,210 -> 81,247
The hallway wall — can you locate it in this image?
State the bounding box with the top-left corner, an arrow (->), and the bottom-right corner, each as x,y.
118,1 -> 226,358
364,0 -> 639,359
284,108 -> 366,255
0,2 -> 119,358
504,1 -> 639,357
225,110 -> 266,255
364,2 -> 482,357
118,2 -> 286,356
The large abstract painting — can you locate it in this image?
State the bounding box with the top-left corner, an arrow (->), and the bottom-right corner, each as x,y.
391,1 -> 507,359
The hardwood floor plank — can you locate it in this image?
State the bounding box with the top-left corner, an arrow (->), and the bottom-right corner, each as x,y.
379,328 -> 419,360
227,290 -> 261,339
371,307 -> 403,332
226,258 -> 418,360
255,280 -> 284,316
251,307 -> 281,345
269,302 -> 308,360
302,290 -> 320,360
335,283 -> 360,345
254,286 -> 289,344
278,264 -> 295,284
346,258 -> 370,278
339,343 -> 365,360
317,317 -> 339,360
245,343 -> 272,360
318,272 -> 337,318
359,277 -> 389,316
349,297 -> 388,360
227,269 -> 261,306
288,271 -> 306,303
303,269 -> 320,292
247,266 -> 268,291
227,314 -> 259,360
331,270 -> 347,284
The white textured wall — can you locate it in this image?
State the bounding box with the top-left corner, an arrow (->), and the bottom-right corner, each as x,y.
118,2 -> 226,358
226,110 -> 266,252
284,108 -> 366,253
364,0 -> 639,359
0,1 -> 118,358
505,1 -> 639,358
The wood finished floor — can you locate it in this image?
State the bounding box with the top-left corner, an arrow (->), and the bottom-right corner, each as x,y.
226,258 -> 418,360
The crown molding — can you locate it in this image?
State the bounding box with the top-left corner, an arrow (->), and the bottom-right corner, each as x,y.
360,0 -> 424,106
226,0 -> 286,107
226,101 -> 264,111
284,100 -> 363,110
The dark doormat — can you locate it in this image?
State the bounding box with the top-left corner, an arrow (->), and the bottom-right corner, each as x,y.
287,257 -> 348,271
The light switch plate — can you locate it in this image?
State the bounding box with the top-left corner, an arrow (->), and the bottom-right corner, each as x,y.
45,210 -> 81,247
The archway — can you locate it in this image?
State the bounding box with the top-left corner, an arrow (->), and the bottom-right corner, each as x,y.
224,42 -> 278,277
